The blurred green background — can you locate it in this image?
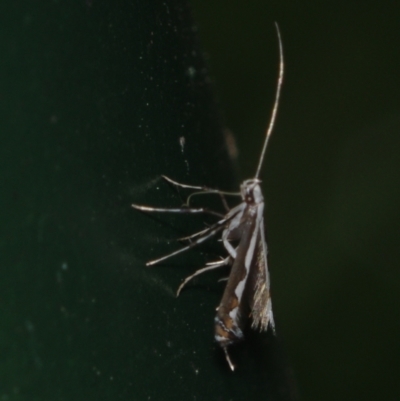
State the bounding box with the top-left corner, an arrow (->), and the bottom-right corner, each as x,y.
0,2 -> 295,400
1,1 -> 399,400
190,1 -> 400,400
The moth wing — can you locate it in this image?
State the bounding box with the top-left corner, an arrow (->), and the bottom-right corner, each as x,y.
248,217 -> 275,332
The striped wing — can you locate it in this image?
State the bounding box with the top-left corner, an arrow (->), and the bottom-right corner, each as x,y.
248,217 -> 275,332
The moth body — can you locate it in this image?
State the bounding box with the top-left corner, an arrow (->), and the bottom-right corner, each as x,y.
132,23 -> 283,371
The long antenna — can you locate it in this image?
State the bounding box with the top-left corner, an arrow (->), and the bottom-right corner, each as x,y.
254,22 -> 284,179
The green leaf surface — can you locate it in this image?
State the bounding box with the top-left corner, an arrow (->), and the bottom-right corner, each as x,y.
0,2 -> 296,400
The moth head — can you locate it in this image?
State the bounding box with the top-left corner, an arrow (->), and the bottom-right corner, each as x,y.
240,179 -> 263,204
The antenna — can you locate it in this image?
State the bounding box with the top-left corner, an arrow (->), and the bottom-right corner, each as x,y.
254,22 -> 284,179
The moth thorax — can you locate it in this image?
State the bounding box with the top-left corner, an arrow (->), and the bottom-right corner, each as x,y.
240,179 -> 263,204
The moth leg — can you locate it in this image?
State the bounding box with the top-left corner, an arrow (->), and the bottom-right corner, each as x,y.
177,213 -> 234,242
176,257 -> 230,296
206,257 -> 231,266
146,225 -> 226,266
163,175 -> 241,198
146,213 -> 236,266
218,193 -> 230,212
131,204 -> 224,219
162,175 -> 208,191
161,175 -> 228,193
134,207 -> 239,266
177,226 -> 212,241
220,207 -> 244,259
222,236 -> 237,259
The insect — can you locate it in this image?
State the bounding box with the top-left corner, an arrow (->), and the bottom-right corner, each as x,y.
132,23 -> 284,371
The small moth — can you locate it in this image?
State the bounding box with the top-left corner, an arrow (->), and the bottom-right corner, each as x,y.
132,23 -> 284,371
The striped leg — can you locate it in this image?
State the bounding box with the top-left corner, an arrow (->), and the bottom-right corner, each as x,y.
131,204 -> 224,219
176,257 -> 231,296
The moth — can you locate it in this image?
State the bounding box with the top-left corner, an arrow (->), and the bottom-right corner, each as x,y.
132,23 -> 284,371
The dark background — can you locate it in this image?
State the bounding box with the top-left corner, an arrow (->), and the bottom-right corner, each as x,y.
190,1 -> 400,400
0,1 -> 398,401
0,1 -> 294,400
